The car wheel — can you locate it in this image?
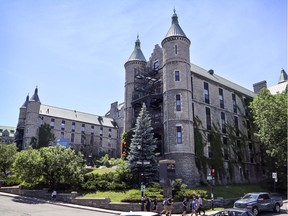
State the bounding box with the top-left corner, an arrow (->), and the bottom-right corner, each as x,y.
274,203 -> 280,213
252,207 -> 259,216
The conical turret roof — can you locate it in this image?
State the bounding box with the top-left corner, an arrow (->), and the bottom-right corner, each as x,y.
127,35 -> 146,62
165,9 -> 187,38
30,87 -> 41,102
278,69 -> 287,84
21,95 -> 29,108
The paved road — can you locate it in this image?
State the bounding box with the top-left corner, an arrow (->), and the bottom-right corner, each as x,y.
0,194 -> 118,216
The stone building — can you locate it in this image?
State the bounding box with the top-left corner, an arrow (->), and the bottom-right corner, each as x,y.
15,87 -> 119,160
124,10 -> 262,186
0,126 -> 16,143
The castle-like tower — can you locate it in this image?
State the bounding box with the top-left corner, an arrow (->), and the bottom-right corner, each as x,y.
161,10 -> 200,185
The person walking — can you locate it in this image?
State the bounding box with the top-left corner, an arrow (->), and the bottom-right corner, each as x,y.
152,196 -> 158,211
161,198 -> 168,215
197,195 -> 205,215
145,196 -> 151,211
166,196 -> 173,216
51,190 -> 57,201
182,197 -> 188,216
190,197 -> 199,216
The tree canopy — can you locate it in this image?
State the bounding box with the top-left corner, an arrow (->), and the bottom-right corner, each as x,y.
250,88 -> 287,188
0,143 -> 18,176
127,103 -> 158,185
13,145 -> 86,188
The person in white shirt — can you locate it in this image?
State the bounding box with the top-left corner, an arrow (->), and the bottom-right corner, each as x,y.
51,190 -> 57,201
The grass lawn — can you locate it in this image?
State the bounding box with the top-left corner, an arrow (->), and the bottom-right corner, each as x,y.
82,183 -> 267,202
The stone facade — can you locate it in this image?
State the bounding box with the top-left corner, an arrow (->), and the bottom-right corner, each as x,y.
0,126 -> 16,143
124,10 -> 261,187
16,88 -> 119,159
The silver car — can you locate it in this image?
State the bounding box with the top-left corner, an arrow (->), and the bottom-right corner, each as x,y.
210,208 -> 253,216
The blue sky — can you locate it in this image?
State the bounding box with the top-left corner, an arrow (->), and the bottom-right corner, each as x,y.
0,0 -> 287,127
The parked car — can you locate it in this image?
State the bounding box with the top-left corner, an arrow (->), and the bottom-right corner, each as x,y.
233,192 -> 283,216
210,208 -> 253,216
119,212 -> 161,216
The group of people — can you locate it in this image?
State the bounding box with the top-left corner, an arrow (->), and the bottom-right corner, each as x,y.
143,196 -> 158,212
182,196 -> 205,216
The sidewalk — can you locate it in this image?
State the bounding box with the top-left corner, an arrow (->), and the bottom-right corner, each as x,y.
1,191 -> 286,216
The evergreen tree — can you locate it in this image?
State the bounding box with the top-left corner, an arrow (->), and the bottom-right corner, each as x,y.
127,103 -> 158,185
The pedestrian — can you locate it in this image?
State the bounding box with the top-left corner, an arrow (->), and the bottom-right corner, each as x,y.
152,196 -> 158,211
197,195 -> 205,215
190,196 -> 199,216
161,198 -> 168,215
182,197 -> 188,216
166,196 -> 173,216
145,196 -> 151,212
51,189 -> 57,201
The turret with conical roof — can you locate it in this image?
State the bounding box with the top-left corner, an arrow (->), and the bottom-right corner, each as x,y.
161,9 -> 200,187
124,36 -> 147,130
278,69 -> 287,84
23,87 -> 41,149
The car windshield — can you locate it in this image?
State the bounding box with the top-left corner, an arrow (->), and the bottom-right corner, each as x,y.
242,194 -> 258,199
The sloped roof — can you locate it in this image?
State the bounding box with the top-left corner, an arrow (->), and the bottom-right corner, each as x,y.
39,104 -> 117,128
30,87 -> 40,102
127,36 -> 146,62
268,81 -> 288,95
165,9 -> 187,38
191,64 -> 256,98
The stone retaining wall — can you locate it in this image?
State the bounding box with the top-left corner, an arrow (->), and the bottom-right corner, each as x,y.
0,187 -> 237,213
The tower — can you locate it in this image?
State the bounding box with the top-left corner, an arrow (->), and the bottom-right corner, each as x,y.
23,87 -> 41,149
124,36 -> 147,131
161,10 -> 200,186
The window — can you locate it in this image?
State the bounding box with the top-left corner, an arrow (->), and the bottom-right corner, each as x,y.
204,82 -> 209,104
232,93 -> 237,113
175,71 -> 180,81
71,133 -> 74,143
223,137 -> 228,145
81,134 -> 85,144
176,94 -> 181,111
234,116 -> 239,136
153,60 -> 159,71
207,133 -> 212,142
224,149 -> 229,160
192,103 -> 194,119
61,132 -> 64,138
175,45 -> 178,55
247,120 -> 251,139
50,118 -> 55,128
72,122 -> 75,132
61,120 -> 65,130
90,136 -> 94,145
81,124 -> 85,133
191,77 -> 194,99
219,88 -> 224,108
100,126 -> 103,136
221,112 -> 226,133
176,126 -> 182,144
206,107 -> 211,130
91,125 -> 94,134
249,142 -> 253,151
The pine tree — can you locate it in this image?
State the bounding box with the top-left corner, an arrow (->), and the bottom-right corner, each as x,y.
127,103 -> 158,185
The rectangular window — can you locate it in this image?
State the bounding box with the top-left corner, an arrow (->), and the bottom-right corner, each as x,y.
81,134 -> 85,144
100,126 -> 103,135
223,136 -> 228,145
71,133 -> 74,143
221,112 -> 226,133
61,120 -> 65,130
90,136 -> 94,145
176,94 -> 181,111
191,77 -> 194,99
219,88 -> 224,109
206,107 -> 211,130
176,126 -> 182,144
50,118 -> 55,128
232,93 -> 237,113
61,131 -> 64,138
72,122 -> 75,132
91,125 -> 94,134
234,116 -> 239,136
175,71 -> 180,81
247,120 -> 251,139
153,60 -> 159,72
204,82 -> 209,104
81,124 -> 85,133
